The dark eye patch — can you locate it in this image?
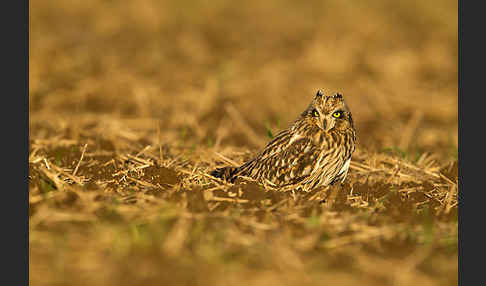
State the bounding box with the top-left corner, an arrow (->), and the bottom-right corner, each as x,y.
332,110 -> 344,118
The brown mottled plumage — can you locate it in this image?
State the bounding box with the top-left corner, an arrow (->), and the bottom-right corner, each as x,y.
210,89 -> 356,192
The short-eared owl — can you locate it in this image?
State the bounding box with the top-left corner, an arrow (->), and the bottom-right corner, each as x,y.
211,90 -> 356,192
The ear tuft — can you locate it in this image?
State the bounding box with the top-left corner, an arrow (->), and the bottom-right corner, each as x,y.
316,89 -> 324,97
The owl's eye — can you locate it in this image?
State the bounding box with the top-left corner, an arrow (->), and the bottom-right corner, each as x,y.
312,109 -> 319,117
332,111 -> 343,118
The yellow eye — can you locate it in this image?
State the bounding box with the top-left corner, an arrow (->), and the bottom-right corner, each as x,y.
312,109 -> 319,117
332,111 -> 343,118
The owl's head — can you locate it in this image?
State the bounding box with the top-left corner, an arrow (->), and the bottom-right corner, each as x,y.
301,89 -> 355,132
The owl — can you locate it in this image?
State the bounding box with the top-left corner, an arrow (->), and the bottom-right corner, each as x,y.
210,89 -> 356,192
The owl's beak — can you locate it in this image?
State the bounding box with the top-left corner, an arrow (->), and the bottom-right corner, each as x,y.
321,119 -> 328,131
322,118 -> 334,132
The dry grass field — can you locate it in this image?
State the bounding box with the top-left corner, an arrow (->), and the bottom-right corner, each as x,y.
29,0 -> 458,285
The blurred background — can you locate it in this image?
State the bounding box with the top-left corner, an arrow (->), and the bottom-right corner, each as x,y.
30,1 -> 457,285
30,0 -> 457,161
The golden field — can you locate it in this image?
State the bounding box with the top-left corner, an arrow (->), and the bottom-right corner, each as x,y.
29,1 -> 457,285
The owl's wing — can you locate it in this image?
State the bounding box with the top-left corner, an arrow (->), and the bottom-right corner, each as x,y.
236,129 -> 328,187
